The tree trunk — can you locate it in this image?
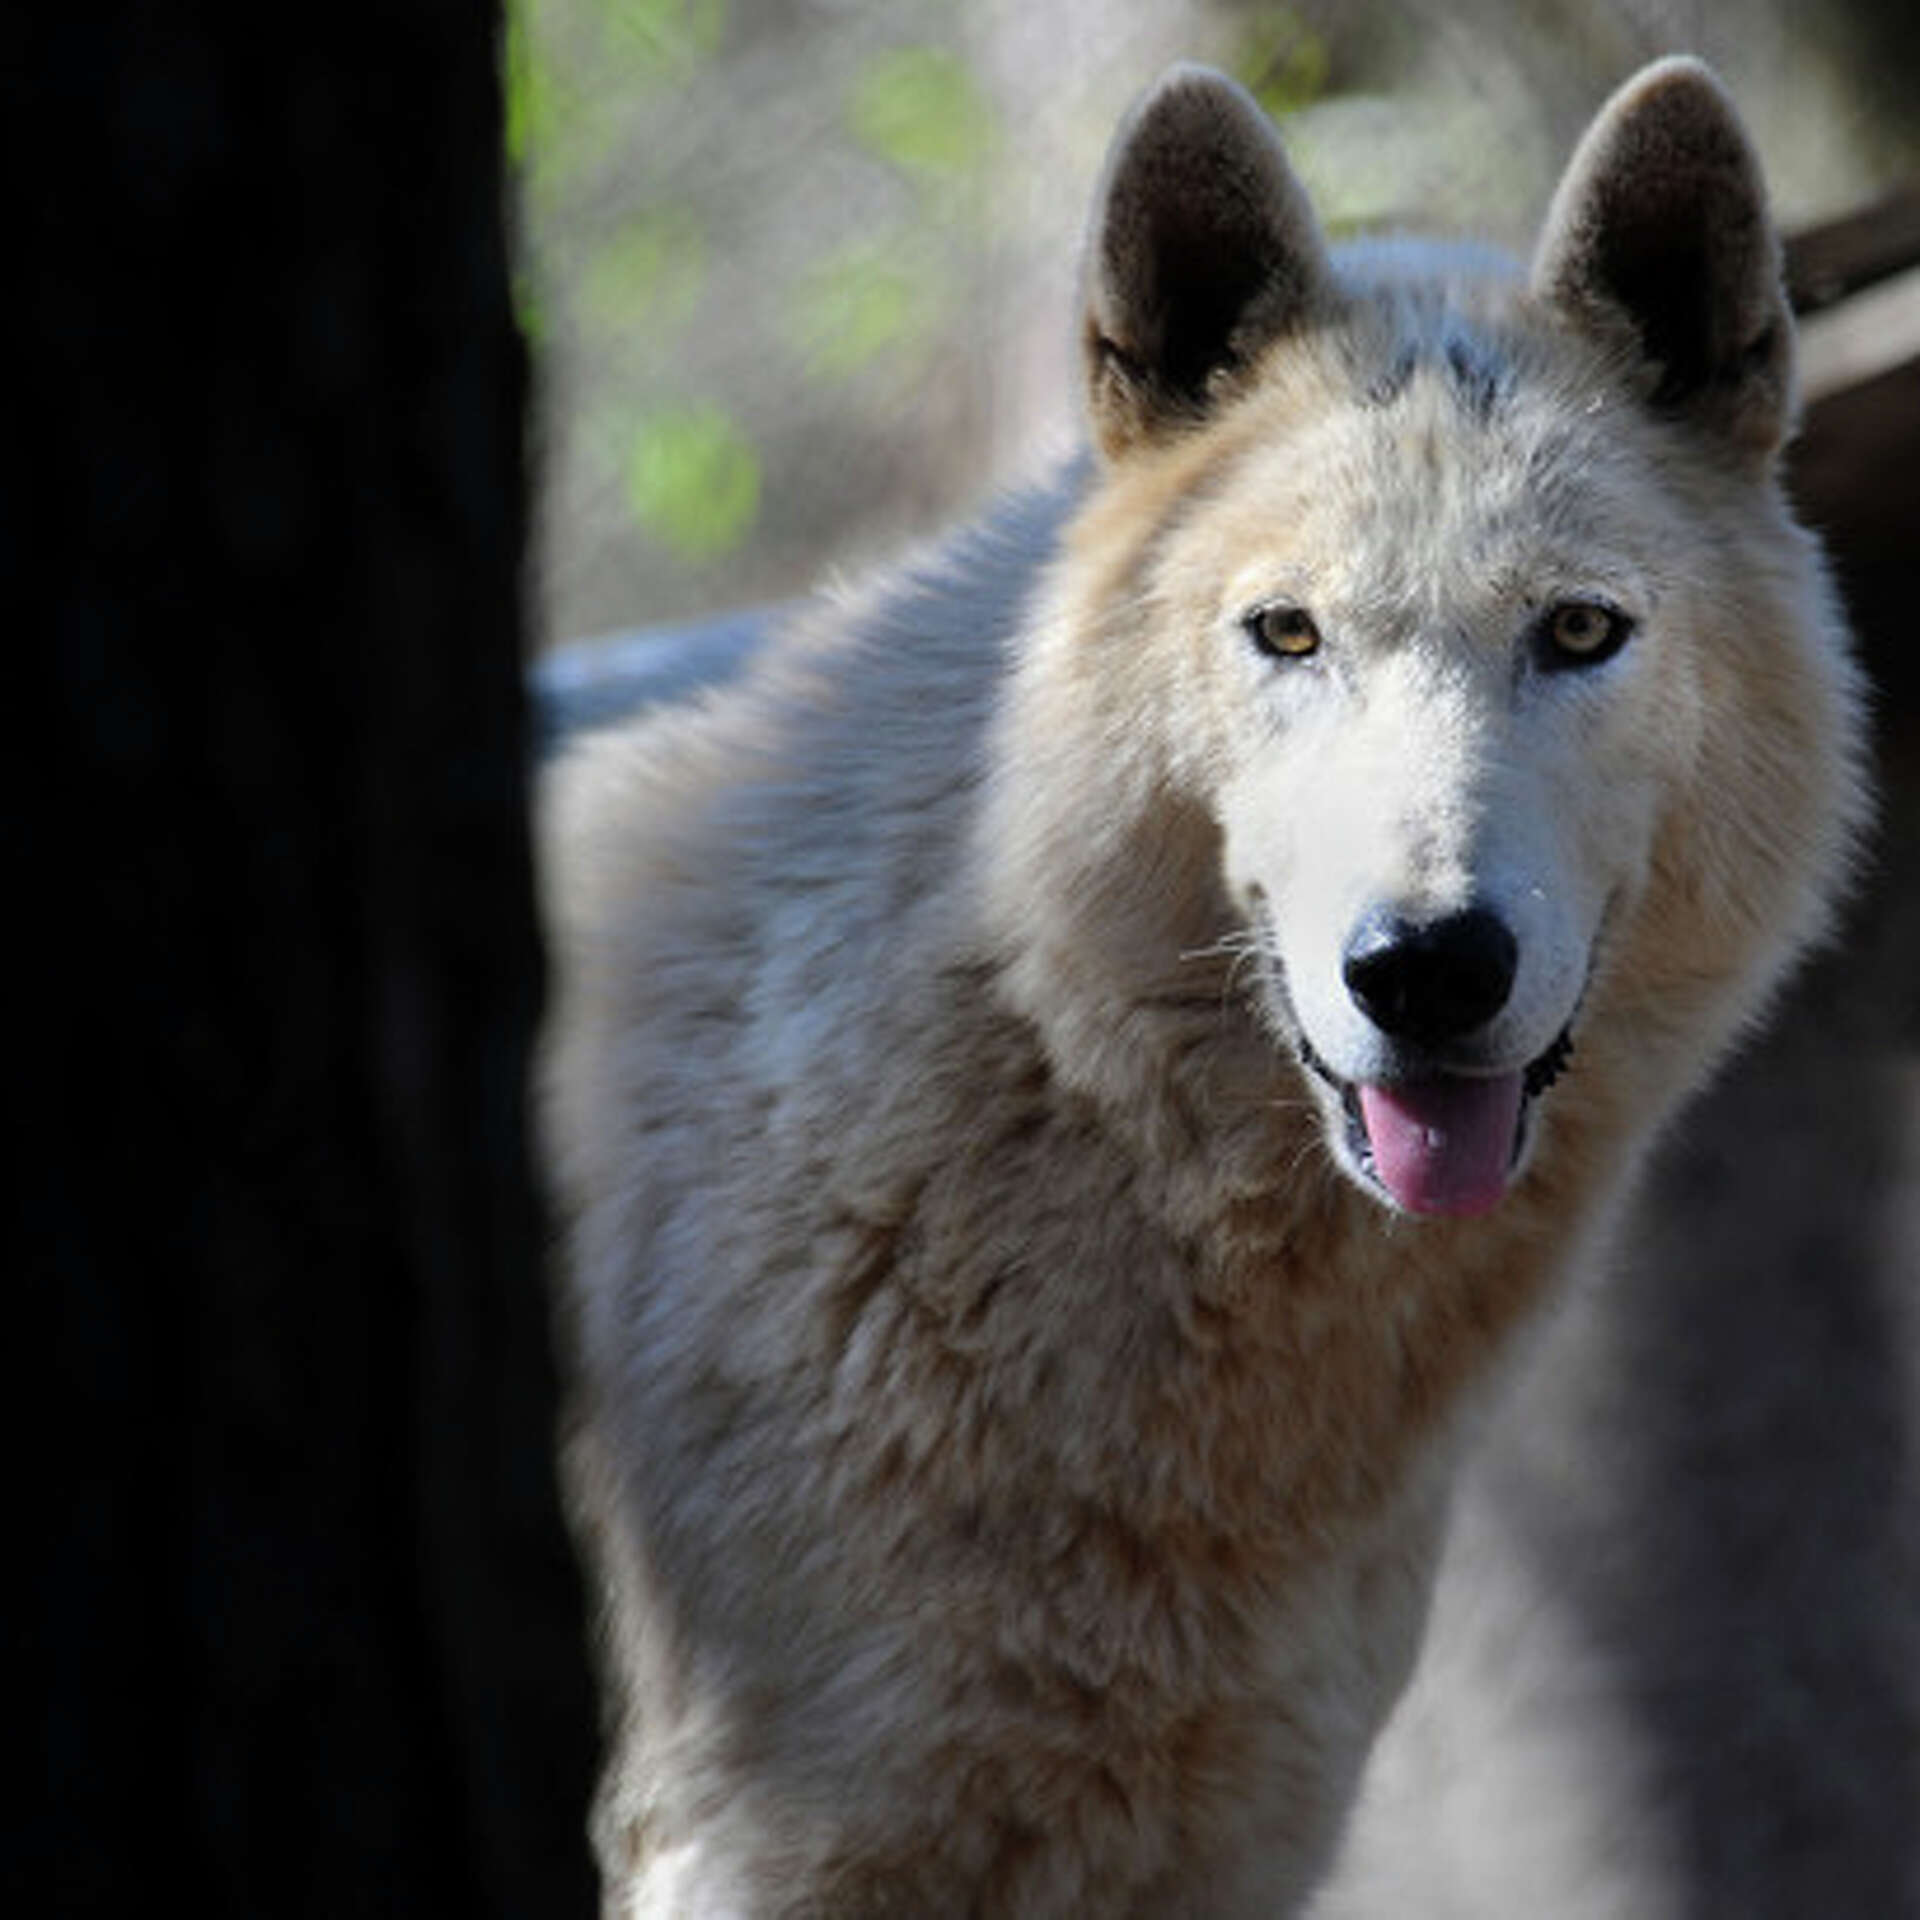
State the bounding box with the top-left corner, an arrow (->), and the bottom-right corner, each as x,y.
13,8 -> 597,1912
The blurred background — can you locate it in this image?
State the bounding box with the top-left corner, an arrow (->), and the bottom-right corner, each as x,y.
504,0 -> 1920,652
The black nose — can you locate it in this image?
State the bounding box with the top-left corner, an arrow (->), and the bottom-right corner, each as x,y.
1342,906 -> 1519,1047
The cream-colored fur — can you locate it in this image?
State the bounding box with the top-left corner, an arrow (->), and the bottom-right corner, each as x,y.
540,60 -> 1867,1916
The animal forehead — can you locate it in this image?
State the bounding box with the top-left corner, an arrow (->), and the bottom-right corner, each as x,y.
1195,355 -> 1662,599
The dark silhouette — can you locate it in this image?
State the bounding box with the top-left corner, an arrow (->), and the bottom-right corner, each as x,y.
14,9 -> 597,1913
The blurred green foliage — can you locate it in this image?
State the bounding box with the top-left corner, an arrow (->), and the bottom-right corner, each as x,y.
504,0 -> 620,202
502,2 -> 559,169
512,271 -> 548,347
595,0 -> 726,83
624,406 -> 760,561
848,47 -> 995,182
1235,9 -> 1331,118
796,243 -> 937,381
584,213 -> 708,336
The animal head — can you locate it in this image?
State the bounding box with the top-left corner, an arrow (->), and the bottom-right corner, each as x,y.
989,60 -> 1863,1222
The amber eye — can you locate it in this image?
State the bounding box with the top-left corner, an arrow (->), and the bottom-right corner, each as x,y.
1244,603 -> 1321,660
1538,598 -> 1633,669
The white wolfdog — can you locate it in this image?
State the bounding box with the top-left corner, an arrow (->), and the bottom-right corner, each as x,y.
541,58 -> 1867,1916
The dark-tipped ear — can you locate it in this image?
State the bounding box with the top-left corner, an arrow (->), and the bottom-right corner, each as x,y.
1083,65 -> 1334,458
1532,57 -> 1793,460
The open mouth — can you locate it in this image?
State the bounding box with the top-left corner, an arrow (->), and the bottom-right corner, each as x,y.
1295,1027 -> 1574,1219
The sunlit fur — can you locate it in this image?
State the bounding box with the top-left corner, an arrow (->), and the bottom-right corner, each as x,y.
540,59 -> 1866,1916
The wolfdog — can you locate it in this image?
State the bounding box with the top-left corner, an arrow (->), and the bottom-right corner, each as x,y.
540,57 -> 1867,1916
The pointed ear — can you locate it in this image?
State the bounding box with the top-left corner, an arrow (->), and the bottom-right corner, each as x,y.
1083,65 -> 1335,458
1532,57 -> 1794,460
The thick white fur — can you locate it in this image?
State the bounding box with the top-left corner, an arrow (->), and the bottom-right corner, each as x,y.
541,59 -> 1867,1917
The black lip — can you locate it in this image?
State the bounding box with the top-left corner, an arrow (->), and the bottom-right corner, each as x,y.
1293,1027 -> 1346,1097
1523,1027 -> 1575,1097
1295,1021 -> 1574,1104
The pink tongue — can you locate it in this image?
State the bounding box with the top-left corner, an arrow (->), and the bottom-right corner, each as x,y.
1356,1073 -> 1524,1218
